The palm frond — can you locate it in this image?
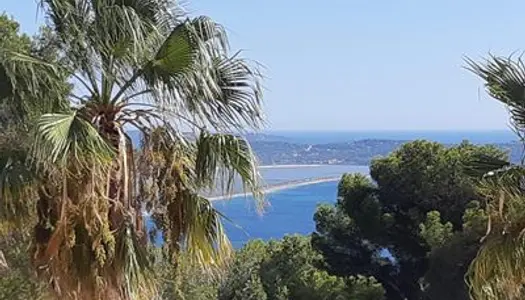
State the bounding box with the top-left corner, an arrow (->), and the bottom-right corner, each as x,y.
136,16 -> 263,132
143,20 -> 198,81
139,128 -> 254,270
180,193 -> 232,270
34,111 -> 115,166
467,186 -> 525,300
0,63 -> 13,100
112,0 -> 186,32
115,220 -> 156,299
112,0 -> 163,25
188,16 -> 228,55
464,153 -> 512,178
141,16 -> 226,84
203,55 -> 264,130
195,131 -> 264,209
1,51 -> 68,119
0,146 -> 36,227
466,55 -> 525,132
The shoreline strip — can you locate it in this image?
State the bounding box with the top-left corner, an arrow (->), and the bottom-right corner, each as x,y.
208,176 -> 340,201
258,164 -> 322,169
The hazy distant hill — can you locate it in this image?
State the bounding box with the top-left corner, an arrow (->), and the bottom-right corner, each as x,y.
250,139 -> 524,166
244,133 -> 292,143
128,131 -> 523,166
250,139 -> 407,165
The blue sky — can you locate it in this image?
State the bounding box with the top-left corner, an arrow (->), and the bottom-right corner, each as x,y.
3,0 -> 524,131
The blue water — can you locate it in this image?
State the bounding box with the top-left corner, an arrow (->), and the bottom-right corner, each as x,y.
138,129 -> 519,248
259,165 -> 369,185
214,181 -> 338,248
213,165 -> 369,248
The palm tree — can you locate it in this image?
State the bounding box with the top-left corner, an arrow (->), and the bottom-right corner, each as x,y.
465,56 -> 525,299
0,1 -> 264,299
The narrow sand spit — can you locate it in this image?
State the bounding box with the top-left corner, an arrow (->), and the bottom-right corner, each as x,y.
208,176 -> 339,201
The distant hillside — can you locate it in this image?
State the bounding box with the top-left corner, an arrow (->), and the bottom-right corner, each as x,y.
250,139 -> 407,165
127,131 -> 524,166
250,139 -> 524,166
244,133 -> 292,143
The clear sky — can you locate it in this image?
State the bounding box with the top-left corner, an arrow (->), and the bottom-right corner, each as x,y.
3,0 -> 524,131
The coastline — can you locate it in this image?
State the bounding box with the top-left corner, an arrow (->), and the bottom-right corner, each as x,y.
208,176 -> 340,201
258,164 -> 322,169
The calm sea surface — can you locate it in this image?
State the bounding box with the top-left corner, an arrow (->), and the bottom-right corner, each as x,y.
213,165 -> 368,248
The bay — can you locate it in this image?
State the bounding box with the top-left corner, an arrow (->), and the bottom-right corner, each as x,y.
213,165 -> 369,248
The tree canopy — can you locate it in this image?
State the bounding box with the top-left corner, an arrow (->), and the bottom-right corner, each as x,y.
218,236 -> 385,300
312,140 -> 504,300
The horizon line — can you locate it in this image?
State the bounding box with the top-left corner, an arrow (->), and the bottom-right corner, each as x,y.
263,128 -> 514,132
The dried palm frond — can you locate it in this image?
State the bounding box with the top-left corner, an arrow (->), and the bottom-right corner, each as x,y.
1,1 -> 264,298
467,181 -> 525,299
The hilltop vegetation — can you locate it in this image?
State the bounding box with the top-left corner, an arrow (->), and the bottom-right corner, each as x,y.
312,140 -> 500,299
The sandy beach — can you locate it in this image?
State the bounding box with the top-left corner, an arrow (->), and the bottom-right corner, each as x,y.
208,176 -> 340,201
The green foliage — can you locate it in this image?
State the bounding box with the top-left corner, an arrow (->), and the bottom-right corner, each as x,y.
0,232 -> 51,300
313,140 -> 504,300
0,15 -> 30,51
419,211 -> 454,249
419,201 -> 488,300
337,174 -> 383,237
157,251 -> 218,300
423,231 -> 481,300
0,14 -> 30,105
151,236 -> 385,300
346,275 -> 387,300
466,184 -> 525,300
218,240 -> 268,300
462,201 -> 488,233
218,236 -> 384,300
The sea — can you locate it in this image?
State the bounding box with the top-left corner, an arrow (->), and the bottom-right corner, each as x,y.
213,130 -> 518,248
140,130 -> 517,248
213,165 -> 369,248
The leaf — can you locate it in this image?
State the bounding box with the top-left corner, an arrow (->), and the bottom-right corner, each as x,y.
113,0 -> 160,24
115,220 -> 156,299
148,21 -> 198,77
194,132 -> 264,210
0,147 -> 35,224
463,153 -> 511,178
466,55 -> 525,132
165,54 -> 263,132
180,192 -> 232,270
0,63 -> 13,100
34,111 -> 115,166
1,51 -> 68,117
209,55 -> 264,129
143,16 -> 228,85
